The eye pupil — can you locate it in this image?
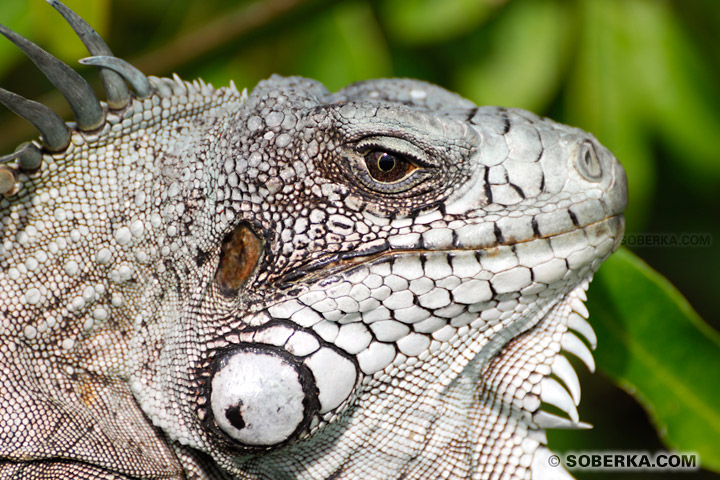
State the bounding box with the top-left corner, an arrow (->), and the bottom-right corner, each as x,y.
377,153 -> 396,172
364,150 -> 416,184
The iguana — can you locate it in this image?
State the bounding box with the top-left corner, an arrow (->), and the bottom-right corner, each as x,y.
0,2 -> 627,479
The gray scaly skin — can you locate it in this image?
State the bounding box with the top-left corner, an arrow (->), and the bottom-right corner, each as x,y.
0,3 -> 627,479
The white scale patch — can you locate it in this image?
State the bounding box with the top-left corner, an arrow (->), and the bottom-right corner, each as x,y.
211,351 -> 305,446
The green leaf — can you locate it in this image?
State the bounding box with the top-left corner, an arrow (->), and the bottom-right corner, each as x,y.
29,0 -> 112,63
0,1 -> 112,77
379,0 -> 497,45
294,1 -> 392,92
455,0 -> 573,112
0,2 -> 31,75
631,0 -> 720,190
175,1 -> 393,97
587,248 -> 720,472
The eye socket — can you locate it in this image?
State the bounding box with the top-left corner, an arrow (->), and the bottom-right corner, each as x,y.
347,136 -> 434,195
364,151 -> 417,184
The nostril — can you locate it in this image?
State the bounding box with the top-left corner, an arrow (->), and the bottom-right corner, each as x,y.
576,140 -> 602,181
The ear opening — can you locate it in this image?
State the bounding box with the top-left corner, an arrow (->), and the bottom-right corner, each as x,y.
214,222 -> 264,296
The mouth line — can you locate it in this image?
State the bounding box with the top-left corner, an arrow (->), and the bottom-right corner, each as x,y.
280,214 -> 624,286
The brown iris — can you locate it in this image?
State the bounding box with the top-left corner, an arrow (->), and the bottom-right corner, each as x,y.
364,151 -> 416,183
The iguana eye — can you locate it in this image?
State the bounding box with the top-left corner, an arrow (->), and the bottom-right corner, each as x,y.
364,151 -> 417,183
348,136 -> 433,195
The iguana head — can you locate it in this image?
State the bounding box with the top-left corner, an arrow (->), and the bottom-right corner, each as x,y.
0,3 -> 626,479
125,73 -> 626,477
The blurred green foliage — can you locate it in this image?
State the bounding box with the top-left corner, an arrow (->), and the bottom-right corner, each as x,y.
1,0 -> 719,476
587,248 -> 720,472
